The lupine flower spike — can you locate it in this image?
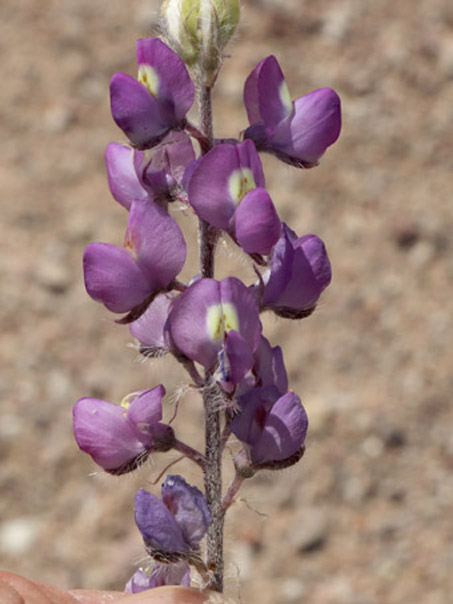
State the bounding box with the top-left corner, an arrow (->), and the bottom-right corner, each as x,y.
74,1 -> 341,594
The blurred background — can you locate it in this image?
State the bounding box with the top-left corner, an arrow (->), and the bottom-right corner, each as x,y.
1,0 -> 452,602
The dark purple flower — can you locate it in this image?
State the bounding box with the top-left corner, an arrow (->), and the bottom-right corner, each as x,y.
244,55 -> 341,168
135,475 -> 211,561
168,277 -> 262,385
83,199 -> 186,314
105,132 -> 195,210
188,141 -> 280,255
110,38 -> 194,149
72,386 -> 174,474
257,223 -> 331,319
125,564 -> 190,593
231,386 -> 307,468
252,336 -> 288,393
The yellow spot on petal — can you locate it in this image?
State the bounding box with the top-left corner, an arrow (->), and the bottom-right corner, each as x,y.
206,302 -> 239,341
279,80 -> 293,118
120,391 -> 140,411
138,64 -> 160,97
222,303 -> 239,333
228,168 -> 256,205
207,304 -> 223,341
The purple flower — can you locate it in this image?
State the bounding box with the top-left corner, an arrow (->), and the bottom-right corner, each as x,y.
188,141 -> 280,255
231,386 -> 307,469
110,38 -> 194,149
83,199 -> 186,314
252,336 -> 288,393
125,564 -> 190,593
243,55 -> 341,168
72,386 -> 174,474
134,475 -> 211,561
129,292 -> 175,357
168,277 -> 262,385
105,132 -> 195,210
257,224 -> 332,319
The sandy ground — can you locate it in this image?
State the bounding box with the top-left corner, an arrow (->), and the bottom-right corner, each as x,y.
1,0 -> 452,602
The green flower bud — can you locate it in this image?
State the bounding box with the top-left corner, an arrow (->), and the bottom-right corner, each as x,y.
162,0 -> 240,78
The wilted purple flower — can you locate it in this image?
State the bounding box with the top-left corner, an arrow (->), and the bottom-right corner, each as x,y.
135,475 -> 211,562
129,292 -> 175,357
105,132 -> 195,210
231,386 -> 307,469
243,55 -> 341,168
83,199 -> 186,314
125,564 -> 190,593
188,140 -> 280,255
72,386 -> 174,474
168,277 -> 262,386
110,38 -> 195,149
257,223 -> 331,319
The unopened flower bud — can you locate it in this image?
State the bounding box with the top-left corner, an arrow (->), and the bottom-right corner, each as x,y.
162,0 -> 240,79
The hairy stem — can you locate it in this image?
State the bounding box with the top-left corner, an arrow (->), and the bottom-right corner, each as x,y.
197,80 -> 224,592
221,472 -> 245,514
203,378 -> 224,591
173,439 -> 206,470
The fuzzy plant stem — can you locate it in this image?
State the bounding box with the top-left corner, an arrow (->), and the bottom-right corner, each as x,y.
197,79 -> 224,592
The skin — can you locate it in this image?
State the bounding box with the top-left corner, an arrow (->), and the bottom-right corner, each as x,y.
0,571 -> 210,604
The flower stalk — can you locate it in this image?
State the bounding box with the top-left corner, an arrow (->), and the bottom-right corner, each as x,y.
73,0 -> 342,595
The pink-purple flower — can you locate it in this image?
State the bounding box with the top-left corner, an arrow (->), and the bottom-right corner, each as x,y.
168,277 -> 262,386
110,38 -> 195,149
83,199 -> 186,314
188,140 -> 281,255
231,386 -> 308,469
72,386 -> 174,474
243,55 -> 341,168
105,131 -> 195,210
256,223 -> 332,319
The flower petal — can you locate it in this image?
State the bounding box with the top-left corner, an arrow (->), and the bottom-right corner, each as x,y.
273,87 -> 341,164
83,242 -> 154,313
244,55 -> 293,128
219,277 -> 262,354
136,38 -> 194,122
73,398 -> 144,472
129,293 -> 174,354
162,475 -> 212,549
223,330 -> 254,385
110,73 -> 169,148
232,188 -> 280,254
105,143 -> 148,210
125,200 -> 186,287
253,337 -> 288,393
188,141 -> 265,229
168,279 -> 222,367
135,489 -> 190,555
251,391 -> 308,464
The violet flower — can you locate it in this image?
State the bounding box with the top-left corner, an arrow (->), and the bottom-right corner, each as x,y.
168,277 -> 262,386
125,564 -> 190,593
105,131 -> 195,210
129,292 -> 175,357
110,37 -> 194,149
188,140 -> 281,255
73,386 -> 174,475
243,55 -> 341,168
251,336 -> 288,394
135,475 -> 211,562
83,199 -> 186,314
231,386 -> 308,470
257,223 -> 332,319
